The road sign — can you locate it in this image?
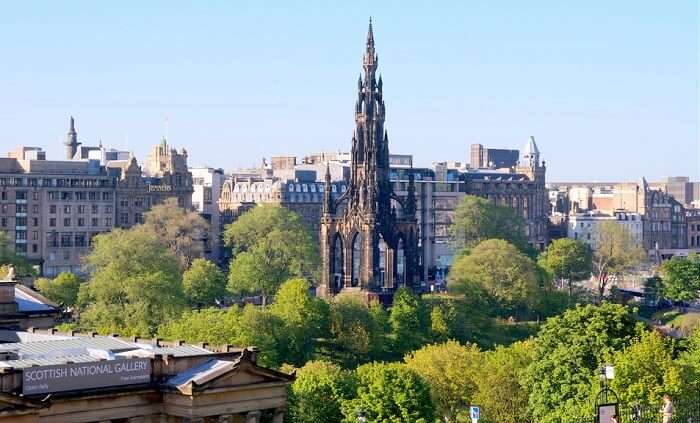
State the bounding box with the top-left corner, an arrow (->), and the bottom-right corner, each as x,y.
470,405 -> 480,422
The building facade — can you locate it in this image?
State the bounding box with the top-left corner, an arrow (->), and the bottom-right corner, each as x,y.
567,210 -> 643,250
0,329 -> 292,422
469,143 -> 520,169
317,20 -> 420,300
191,167 -> 226,263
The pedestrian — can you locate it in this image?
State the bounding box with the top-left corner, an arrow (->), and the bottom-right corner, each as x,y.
660,393 -> 674,423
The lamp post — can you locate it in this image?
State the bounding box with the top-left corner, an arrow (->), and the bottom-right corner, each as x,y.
595,364 -> 619,423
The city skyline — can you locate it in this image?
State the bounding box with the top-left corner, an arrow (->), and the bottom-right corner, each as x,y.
0,1 -> 697,181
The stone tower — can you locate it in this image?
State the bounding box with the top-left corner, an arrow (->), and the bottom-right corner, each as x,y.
318,19 -> 420,302
64,116 -> 79,160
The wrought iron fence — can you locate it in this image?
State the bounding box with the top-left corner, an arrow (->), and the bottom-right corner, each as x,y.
569,391 -> 700,423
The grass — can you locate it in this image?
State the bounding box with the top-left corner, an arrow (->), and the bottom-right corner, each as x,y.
651,309 -> 700,337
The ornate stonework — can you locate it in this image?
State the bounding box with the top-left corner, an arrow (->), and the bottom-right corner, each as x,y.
318,20 -> 420,300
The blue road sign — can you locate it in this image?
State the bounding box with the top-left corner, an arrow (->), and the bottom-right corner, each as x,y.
470,406 -> 480,420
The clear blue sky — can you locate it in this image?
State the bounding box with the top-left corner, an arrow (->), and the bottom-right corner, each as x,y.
0,1 -> 697,181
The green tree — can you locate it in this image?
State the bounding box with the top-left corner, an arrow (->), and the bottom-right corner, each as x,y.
0,231 -> 35,278
473,341 -> 534,423
660,254 -> 700,303
609,331 -> 684,407
538,238 -> 592,297
269,278 -> 329,365
34,272 -> 82,308
142,197 -> 210,269
182,258 -> 227,308
288,360 -> 357,423
524,303 -> 644,423
449,239 -> 541,317
389,287 -> 428,355
225,205 -> 318,306
80,228 -> 186,336
592,221 -> 646,300
449,195 -> 528,252
329,295 -> 387,366
341,362 -> 435,423
404,341 -> 482,422
158,307 -> 240,346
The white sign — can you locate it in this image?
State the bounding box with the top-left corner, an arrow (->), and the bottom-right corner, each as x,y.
598,404 -> 616,423
23,358 -> 151,395
470,405 -> 480,422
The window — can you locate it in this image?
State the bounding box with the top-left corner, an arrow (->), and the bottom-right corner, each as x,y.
63,250 -> 70,260
77,205 -> 85,214
49,218 -> 56,227
61,192 -> 72,201
15,191 -> 27,200
133,198 -> 144,207
63,218 -> 71,227
91,218 -> 98,226
105,218 -> 112,227
88,192 -> 97,201
48,191 -> 58,200
134,213 -> 143,224
0,218 -> 5,227
32,231 -> 38,240
105,205 -> 113,213
64,205 -> 71,214
60,233 -> 72,247
77,218 -> 85,227
1,204 -> 6,213
16,204 -> 26,213
16,217 -> 26,226
92,204 -> 99,214
31,244 -> 37,253
32,205 -> 39,214
120,213 -> 129,225
102,192 -> 112,201
32,192 -> 38,201
75,192 -> 86,200
50,205 -> 57,214
74,233 -> 86,247
15,230 -> 26,240
32,218 -> 38,226
0,192 -> 5,200
120,199 -> 129,207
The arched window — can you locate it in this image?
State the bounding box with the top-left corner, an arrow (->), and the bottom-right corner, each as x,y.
396,237 -> 406,286
333,235 -> 344,290
377,235 -> 387,287
351,233 -> 362,287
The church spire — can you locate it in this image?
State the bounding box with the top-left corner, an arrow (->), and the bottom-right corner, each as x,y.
323,164 -> 333,215
64,116 -> 79,160
366,17 -> 374,47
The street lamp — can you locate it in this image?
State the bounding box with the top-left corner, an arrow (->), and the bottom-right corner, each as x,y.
595,364 -> 619,423
356,409 -> 367,423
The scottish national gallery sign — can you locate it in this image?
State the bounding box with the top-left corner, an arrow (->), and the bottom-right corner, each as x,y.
23,358 -> 151,395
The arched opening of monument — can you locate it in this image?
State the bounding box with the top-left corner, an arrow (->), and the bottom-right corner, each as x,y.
351,233 -> 362,287
332,234 -> 344,290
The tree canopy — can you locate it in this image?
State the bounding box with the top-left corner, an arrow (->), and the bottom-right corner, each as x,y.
449,239 -> 542,316
538,238 -> 592,297
660,253 -> 700,303
523,303 -> 644,422
182,258 -> 227,308
34,272 -> 83,308
341,362 -> 435,423
287,360 -> 356,423
142,197 -> 210,269
404,340 -> 482,422
225,205 -> 318,305
448,195 -> 528,252
80,228 -> 186,336
389,287 -> 428,355
591,221 -> 646,300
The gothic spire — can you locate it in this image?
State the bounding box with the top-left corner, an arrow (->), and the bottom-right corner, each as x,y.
367,17 -> 374,47
405,172 -> 417,217
323,164 -> 333,215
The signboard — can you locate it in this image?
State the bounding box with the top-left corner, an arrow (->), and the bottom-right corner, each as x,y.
23,358 -> 151,395
597,404 -> 618,423
470,405 -> 480,422
148,185 -> 172,192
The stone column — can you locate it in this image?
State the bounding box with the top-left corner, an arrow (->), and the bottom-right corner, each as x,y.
245,411 -> 261,423
272,408 -> 285,423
